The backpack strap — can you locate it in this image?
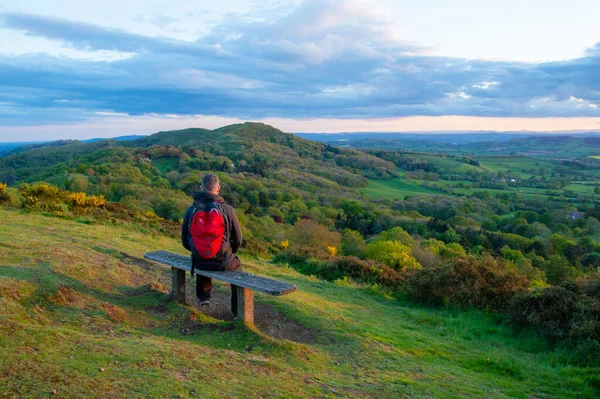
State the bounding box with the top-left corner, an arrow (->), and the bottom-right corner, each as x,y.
187,201 -> 202,277
215,201 -> 231,270
214,201 -> 230,244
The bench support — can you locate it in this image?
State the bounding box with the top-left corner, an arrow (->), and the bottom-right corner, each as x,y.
231,284 -> 254,325
171,267 -> 186,304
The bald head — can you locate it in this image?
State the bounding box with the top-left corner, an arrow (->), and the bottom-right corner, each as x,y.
202,174 -> 220,194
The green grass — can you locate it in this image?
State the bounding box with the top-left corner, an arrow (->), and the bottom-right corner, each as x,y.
0,206 -> 598,398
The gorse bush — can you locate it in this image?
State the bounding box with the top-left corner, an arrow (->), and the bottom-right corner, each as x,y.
508,282 -> 600,343
273,249 -> 404,289
272,246 -> 320,265
19,183 -> 106,215
507,281 -> 600,367
329,256 -> 404,289
68,192 -> 106,208
19,183 -> 66,212
68,192 -> 106,215
241,236 -> 271,257
403,255 -> 531,311
0,182 -> 9,204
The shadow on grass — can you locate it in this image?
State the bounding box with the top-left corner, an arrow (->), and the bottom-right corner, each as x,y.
0,260 -> 329,357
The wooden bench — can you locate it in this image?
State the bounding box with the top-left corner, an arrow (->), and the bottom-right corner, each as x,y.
144,250 -> 296,325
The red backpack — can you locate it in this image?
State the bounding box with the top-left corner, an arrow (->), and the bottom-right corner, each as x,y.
188,200 -> 230,273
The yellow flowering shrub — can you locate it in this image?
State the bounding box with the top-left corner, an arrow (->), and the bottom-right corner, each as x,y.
19,183 -> 65,211
327,246 -> 338,256
0,182 -> 8,203
68,192 -> 106,214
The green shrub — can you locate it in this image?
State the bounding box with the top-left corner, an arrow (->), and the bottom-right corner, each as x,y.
578,273 -> 600,299
272,247 -> 320,265
332,256 -> 404,289
403,255 -> 530,311
508,283 -> 600,345
241,236 -> 270,257
273,250 -> 403,289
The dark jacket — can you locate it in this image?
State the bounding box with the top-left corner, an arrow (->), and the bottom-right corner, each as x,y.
181,191 -> 243,270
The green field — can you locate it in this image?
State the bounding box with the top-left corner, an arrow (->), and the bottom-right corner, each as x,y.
363,157 -> 599,205
362,178 -> 440,199
476,157 -> 555,179
1,206 -> 597,398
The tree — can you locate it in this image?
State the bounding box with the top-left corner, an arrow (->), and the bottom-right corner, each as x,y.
377,226 -> 415,247
341,229 -> 367,258
524,222 -> 551,238
441,243 -> 467,260
500,246 -> 523,262
342,200 -> 364,216
366,240 -> 421,270
421,238 -> 445,255
437,227 -> 460,243
544,255 -> 581,285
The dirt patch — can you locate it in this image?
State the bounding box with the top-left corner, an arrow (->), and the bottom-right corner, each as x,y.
185,280 -> 317,344
118,252 -> 159,272
101,303 -> 128,323
48,286 -> 92,308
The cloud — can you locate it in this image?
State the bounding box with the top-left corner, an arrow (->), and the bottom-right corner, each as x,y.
0,0 -> 599,127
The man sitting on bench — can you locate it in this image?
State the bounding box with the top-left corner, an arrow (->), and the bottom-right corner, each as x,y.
181,173 -> 243,307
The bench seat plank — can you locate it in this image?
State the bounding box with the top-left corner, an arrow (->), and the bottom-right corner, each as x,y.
144,250 -> 296,296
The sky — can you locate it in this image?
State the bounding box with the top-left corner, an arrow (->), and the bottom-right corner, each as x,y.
1,0 -> 600,140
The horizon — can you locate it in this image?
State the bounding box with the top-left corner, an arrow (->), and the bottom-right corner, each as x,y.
4,124 -> 600,144
1,0 -> 600,140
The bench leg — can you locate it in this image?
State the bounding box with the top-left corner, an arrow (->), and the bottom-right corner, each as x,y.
231,284 -> 254,325
171,267 -> 186,304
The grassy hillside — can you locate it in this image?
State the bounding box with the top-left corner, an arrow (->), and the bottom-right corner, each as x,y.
0,206 -> 597,398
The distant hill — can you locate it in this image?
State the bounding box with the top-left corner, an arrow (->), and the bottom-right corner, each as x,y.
297,132 -> 600,157
81,135 -> 147,143
0,135 -> 147,157
0,141 -> 49,156
297,132 -> 529,144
